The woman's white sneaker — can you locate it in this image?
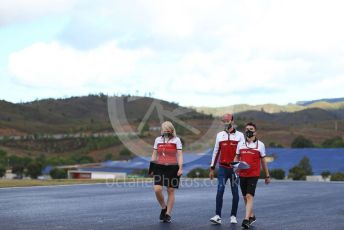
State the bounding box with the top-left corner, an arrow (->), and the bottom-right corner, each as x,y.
230,215 -> 238,224
210,215 -> 222,224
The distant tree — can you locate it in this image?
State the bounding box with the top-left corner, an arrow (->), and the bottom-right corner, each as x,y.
33,133 -> 42,140
269,142 -> 284,148
46,156 -> 70,166
83,136 -> 121,152
299,156 -> 313,174
291,136 -> 314,148
330,172 -> 344,181
288,167 -> 304,180
0,149 -> 7,166
98,92 -> 107,102
26,162 -> 43,179
50,168 -> 68,179
104,153 -> 113,161
69,154 -> 94,164
9,155 -> 32,178
321,170 -> 331,179
119,148 -> 133,160
0,149 -> 6,158
288,156 -> 313,180
35,154 -> 47,166
12,165 -> 25,178
0,165 -> 6,178
259,167 -> 283,179
322,136 -> 344,148
1,136 -> 12,144
270,169 -> 285,179
269,142 -> 276,147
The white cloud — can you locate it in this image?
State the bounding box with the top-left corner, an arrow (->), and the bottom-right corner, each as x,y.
308,75 -> 344,96
3,0 -> 344,106
8,41 -> 154,89
0,0 -> 77,26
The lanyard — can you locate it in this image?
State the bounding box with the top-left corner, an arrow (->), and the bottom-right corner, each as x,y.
225,129 -> 236,141
162,136 -> 171,157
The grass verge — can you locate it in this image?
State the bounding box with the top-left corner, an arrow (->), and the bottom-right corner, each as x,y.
0,178 -> 153,188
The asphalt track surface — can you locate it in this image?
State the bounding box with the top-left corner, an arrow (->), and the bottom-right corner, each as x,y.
0,180 -> 343,230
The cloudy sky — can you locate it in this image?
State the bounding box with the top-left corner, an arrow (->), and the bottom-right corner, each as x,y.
1,0 -> 344,107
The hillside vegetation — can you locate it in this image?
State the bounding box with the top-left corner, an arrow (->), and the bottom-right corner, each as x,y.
195,100 -> 344,116
0,95 -> 344,163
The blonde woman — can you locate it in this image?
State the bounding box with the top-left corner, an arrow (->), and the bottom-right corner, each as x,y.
150,121 -> 183,223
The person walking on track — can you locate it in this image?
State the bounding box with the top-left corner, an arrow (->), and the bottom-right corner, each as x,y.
150,121 -> 183,223
209,113 -> 245,225
234,122 -> 271,229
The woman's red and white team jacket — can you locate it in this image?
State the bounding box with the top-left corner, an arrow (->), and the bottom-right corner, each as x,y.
236,140 -> 266,177
210,130 -> 245,169
153,136 -> 182,164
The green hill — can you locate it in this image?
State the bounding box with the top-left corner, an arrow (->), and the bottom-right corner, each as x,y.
1,95 -> 344,162
0,94 -> 207,135
0,95 -> 213,161
194,99 -> 344,116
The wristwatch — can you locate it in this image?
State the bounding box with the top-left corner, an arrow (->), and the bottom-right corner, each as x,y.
265,176 -> 270,179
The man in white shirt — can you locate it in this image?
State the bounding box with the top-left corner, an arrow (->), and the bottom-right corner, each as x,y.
209,113 -> 245,225
234,122 -> 270,229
